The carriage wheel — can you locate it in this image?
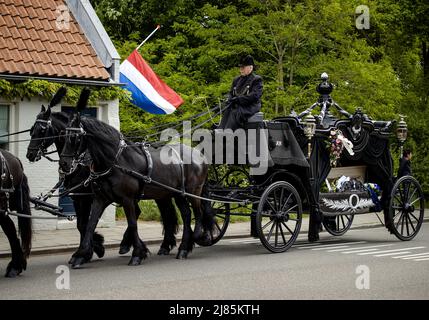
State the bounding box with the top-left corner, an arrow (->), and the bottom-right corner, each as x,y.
256,181 -> 302,253
389,176 -> 425,241
195,201 -> 230,247
323,214 -> 354,236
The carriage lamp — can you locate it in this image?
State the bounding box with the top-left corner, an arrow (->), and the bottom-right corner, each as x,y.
304,114 -> 317,158
396,115 -> 408,156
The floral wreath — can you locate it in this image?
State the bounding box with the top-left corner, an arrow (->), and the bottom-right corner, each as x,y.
326,129 -> 355,167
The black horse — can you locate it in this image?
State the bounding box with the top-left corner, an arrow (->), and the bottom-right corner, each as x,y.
0,149 -> 32,277
26,89 -> 180,264
59,91 -> 213,268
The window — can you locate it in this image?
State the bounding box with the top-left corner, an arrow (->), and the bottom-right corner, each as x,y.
61,106 -> 97,118
59,106 -> 98,214
0,105 -> 9,150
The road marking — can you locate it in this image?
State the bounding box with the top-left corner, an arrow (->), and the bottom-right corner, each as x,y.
292,239 -> 347,247
357,247 -> 425,255
414,258 -> 429,261
375,251 -> 412,257
331,244 -> 392,253
401,255 -> 429,260
342,248 -> 381,254
311,245 -> 350,251
229,239 -> 260,243
297,241 -> 366,249
393,252 -> 429,259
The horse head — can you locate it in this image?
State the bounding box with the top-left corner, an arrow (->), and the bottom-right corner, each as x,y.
59,88 -> 91,174
26,87 -> 67,162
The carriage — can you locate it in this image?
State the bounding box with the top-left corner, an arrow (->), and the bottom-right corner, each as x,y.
7,72 -> 423,271
196,72 -> 425,252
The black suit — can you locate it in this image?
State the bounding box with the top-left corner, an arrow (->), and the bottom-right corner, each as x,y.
218,73 -> 263,130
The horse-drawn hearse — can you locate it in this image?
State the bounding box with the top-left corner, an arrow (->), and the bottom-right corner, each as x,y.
202,72 -> 424,253
1,72 -> 424,276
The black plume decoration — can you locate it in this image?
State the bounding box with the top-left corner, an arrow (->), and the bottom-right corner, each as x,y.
48,87 -> 67,108
76,87 -> 91,112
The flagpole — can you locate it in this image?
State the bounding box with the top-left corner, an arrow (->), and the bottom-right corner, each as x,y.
136,25 -> 161,51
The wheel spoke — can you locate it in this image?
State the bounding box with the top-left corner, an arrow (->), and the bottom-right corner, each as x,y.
285,204 -> 298,215
266,199 -> 277,214
404,183 -> 411,203
340,215 -> 346,230
406,214 -> 416,233
273,190 -> 279,211
410,197 -> 422,206
281,221 -> 294,235
407,187 -> 417,204
394,194 -> 403,205
266,221 -> 276,242
215,221 -> 222,233
262,219 -> 274,231
405,213 -> 410,236
278,223 -> 287,245
279,188 -> 285,211
395,212 -> 404,229
281,193 -> 292,212
274,223 -> 279,247
409,212 -> 420,223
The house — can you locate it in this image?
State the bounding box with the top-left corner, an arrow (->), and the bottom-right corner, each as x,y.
0,0 -> 121,230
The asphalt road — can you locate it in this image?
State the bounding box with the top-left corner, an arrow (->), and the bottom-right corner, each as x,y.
1,223 -> 429,300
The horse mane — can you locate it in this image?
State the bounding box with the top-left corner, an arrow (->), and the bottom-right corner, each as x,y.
51,112 -> 70,124
81,117 -> 122,164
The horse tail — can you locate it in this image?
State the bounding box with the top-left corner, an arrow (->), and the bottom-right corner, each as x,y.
18,174 -> 32,258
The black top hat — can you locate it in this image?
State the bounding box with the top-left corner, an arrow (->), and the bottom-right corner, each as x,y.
238,55 -> 255,67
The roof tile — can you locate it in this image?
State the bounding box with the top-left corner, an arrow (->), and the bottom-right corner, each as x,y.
0,0 -> 110,81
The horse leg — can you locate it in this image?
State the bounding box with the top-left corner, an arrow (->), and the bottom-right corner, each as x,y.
190,197 -> 204,241
71,196 -> 109,269
122,199 -> 149,266
70,199 -> 105,264
0,214 -> 26,278
174,196 -> 194,259
119,200 -> 141,255
156,198 -> 178,256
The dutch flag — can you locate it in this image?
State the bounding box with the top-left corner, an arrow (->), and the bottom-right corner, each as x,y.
119,50 -> 184,114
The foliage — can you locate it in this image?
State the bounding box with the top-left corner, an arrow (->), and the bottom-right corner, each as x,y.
87,0 -> 429,200
0,79 -> 130,106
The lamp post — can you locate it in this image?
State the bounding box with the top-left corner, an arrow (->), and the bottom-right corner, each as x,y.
304,114 -> 317,158
396,115 -> 408,158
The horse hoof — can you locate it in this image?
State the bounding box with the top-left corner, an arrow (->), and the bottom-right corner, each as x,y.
71,257 -> 86,269
176,250 -> 188,260
119,245 -> 131,255
128,256 -> 143,266
157,248 -> 170,256
5,267 -> 21,278
94,245 -> 105,259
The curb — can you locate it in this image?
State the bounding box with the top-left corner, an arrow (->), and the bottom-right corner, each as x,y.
1,219 -> 428,259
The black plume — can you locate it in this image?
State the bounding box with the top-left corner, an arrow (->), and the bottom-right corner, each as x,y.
76,88 -> 91,112
49,87 -> 67,108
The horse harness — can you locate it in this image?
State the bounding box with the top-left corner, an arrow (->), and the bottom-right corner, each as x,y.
28,118 -> 59,162
82,136 -> 158,197
0,152 -> 15,214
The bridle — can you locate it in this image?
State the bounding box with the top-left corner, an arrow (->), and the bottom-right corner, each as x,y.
28,118 -> 56,162
60,124 -> 88,176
